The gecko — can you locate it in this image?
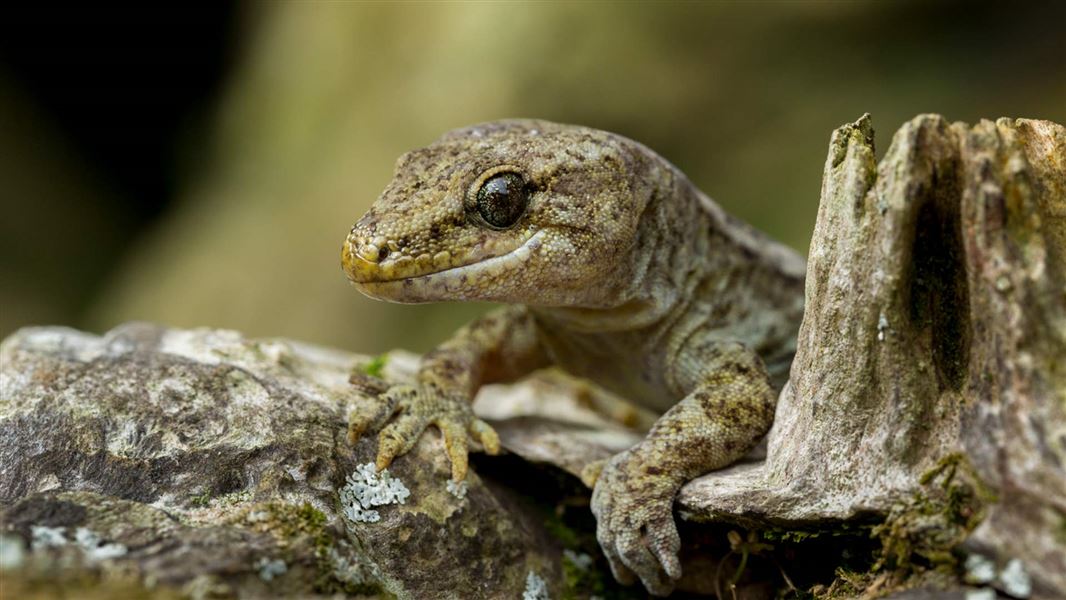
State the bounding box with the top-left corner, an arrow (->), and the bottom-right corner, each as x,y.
341,120 -> 805,596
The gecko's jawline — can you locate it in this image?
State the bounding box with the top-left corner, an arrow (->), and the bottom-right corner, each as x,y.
353,230 -> 544,303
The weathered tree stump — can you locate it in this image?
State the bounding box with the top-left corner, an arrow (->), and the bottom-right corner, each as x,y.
678,114 -> 1065,598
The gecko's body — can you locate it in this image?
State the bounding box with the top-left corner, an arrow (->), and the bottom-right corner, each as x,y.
342,120 -> 805,595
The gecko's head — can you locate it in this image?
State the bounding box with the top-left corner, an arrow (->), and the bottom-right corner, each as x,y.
342,120 -> 662,305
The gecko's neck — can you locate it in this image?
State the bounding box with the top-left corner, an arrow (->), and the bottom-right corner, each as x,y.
531,170 -> 716,333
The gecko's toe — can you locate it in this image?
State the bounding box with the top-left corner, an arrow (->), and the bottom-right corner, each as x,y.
347,398 -> 397,444
591,448 -> 684,596
580,458 -> 607,488
348,371 -> 390,396
468,418 -> 500,455
613,527 -> 676,596
437,418 -> 470,481
648,518 -> 682,581
347,377 -> 496,485
600,539 -> 637,586
376,412 -> 430,468
346,382 -> 410,444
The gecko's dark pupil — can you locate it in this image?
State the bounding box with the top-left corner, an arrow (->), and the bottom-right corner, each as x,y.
476,172 -> 528,228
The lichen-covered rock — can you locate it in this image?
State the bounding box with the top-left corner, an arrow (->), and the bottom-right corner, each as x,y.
0,323 -> 565,598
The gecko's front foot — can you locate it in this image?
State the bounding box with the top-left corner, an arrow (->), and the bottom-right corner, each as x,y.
347,373 -> 500,481
591,445 -> 684,596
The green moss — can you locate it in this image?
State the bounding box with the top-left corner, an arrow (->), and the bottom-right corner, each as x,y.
812,567 -> 883,599
511,492 -> 643,599
746,455 -> 993,600
761,521 -> 869,546
187,487 -> 252,510
542,511 -> 582,549
359,354 -> 388,378
228,501 -> 390,595
560,551 -> 605,600
188,491 -> 213,507
215,490 -> 253,507
808,453 -> 995,598
763,528 -> 814,543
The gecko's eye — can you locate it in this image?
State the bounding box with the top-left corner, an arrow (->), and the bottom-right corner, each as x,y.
475,172 -> 528,229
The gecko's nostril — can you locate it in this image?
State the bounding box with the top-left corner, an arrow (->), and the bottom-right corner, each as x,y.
358,244 -> 382,264
350,234 -> 391,265
343,243 -> 382,283
351,241 -> 385,265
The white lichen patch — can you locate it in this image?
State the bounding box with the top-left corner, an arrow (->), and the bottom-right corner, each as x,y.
255,557 -> 288,581
339,462 -> 411,524
562,549 -> 592,571
31,525 -> 67,550
522,570 -> 550,600
446,479 -> 468,500
329,543 -> 382,588
964,553 -> 996,585
0,535 -> 26,569
246,510 -> 271,523
30,526 -> 127,562
965,588 -> 996,600
998,558 -> 1032,599
74,527 -> 128,561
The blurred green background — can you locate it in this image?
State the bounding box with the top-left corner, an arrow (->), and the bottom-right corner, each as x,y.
2,1 -> 1064,354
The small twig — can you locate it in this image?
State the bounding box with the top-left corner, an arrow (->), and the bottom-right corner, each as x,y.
728,545 -> 749,587
772,556 -> 798,592
713,550 -> 734,600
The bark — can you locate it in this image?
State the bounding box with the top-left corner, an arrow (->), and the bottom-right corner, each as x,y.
677,114 -> 1066,598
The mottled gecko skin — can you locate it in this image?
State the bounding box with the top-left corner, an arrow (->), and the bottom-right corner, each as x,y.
342,120 -> 805,596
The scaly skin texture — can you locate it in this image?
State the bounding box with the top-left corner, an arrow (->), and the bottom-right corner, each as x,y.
342,120 -> 805,596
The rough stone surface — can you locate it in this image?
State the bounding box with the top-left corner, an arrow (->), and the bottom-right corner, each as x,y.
0,324 -> 565,599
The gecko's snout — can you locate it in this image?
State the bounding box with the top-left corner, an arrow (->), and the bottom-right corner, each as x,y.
341,232 -> 387,284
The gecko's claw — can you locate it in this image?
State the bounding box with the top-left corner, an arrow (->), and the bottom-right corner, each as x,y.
591,446 -> 684,597
347,380 -> 498,481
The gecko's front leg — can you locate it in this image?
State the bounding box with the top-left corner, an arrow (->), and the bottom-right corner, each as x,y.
347,306 -> 549,482
590,342 -> 776,596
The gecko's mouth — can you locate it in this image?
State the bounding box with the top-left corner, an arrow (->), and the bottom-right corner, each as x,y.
343,231 -> 544,303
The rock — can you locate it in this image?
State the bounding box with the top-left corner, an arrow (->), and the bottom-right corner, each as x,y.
0,323 -> 566,598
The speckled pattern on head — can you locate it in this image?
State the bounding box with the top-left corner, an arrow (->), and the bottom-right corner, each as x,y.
343,120 -> 661,306
343,119 -> 806,596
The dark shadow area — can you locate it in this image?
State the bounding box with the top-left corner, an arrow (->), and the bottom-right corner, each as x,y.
0,5 -> 238,221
